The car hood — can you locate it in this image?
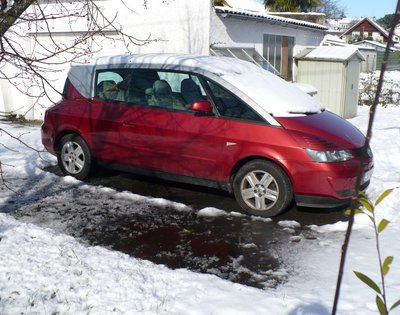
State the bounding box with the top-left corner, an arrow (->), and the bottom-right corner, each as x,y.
275,110 -> 366,149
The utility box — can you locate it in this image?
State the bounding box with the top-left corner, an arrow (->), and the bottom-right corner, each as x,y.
295,46 -> 364,118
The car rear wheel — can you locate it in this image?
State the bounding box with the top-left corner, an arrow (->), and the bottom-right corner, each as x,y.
233,160 -> 293,217
57,134 -> 92,180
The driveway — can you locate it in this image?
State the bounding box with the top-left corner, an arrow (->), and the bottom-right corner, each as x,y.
14,165 -> 348,289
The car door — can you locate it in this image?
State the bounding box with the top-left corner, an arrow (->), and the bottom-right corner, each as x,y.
201,78 -> 270,179
87,70 -> 132,163
119,70 -> 228,180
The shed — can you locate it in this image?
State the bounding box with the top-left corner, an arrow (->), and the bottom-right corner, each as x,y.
295,46 -> 365,118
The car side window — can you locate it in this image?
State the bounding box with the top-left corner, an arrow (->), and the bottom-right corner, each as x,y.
95,69 -> 208,111
205,80 -> 264,122
95,71 -> 124,101
146,71 -> 207,111
95,69 -> 159,105
124,70 -> 159,105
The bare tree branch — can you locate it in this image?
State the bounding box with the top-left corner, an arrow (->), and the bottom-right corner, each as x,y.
1,0 -> 155,106
0,0 -> 156,189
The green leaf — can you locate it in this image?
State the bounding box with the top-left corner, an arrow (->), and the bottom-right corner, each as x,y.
382,256 -> 394,276
375,189 -> 394,206
354,271 -> 382,294
378,219 -> 390,233
391,299 -> 400,310
360,198 -> 374,213
359,191 -> 367,198
345,208 -> 365,216
376,295 -> 388,315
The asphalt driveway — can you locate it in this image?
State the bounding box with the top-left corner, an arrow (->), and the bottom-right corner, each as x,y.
14,165 -> 348,289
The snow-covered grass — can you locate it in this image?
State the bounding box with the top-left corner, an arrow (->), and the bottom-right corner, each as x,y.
359,71 -> 400,107
1,79 -> 400,313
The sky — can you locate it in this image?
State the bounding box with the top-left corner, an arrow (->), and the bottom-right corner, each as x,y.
337,0 -> 398,19
253,0 -> 398,19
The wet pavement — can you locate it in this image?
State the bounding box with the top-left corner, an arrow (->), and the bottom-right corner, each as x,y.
15,165 -> 348,289
81,165 -> 348,226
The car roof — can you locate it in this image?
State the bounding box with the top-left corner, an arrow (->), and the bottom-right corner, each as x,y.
72,53 -> 270,77
67,53 -> 325,121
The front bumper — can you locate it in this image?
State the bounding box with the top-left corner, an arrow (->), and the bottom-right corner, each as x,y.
295,179 -> 371,208
288,157 -> 374,209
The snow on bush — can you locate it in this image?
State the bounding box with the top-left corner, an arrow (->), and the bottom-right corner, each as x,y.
359,71 -> 400,107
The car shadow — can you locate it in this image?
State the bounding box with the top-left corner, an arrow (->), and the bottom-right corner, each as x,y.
45,164 -> 349,226
36,165 -> 348,289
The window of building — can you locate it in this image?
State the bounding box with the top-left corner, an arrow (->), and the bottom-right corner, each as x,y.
263,34 -> 294,81
210,47 -> 280,76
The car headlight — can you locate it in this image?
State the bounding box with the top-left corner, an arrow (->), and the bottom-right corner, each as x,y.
305,148 -> 353,162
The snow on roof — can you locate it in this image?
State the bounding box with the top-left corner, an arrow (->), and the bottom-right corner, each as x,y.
224,0 -> 264,12
353,40 -> 397,51
323,34 -> 346,44
321,36 -> 376,52
215,7 -> 328,31
299,46 -> 365,61
83,53 -> 266,76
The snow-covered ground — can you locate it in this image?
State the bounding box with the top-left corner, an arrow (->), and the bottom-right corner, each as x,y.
1,104 -> 400,313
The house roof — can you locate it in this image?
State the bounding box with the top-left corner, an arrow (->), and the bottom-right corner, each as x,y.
296,46 -> 365,62
321,35 -> 376,52
341,17 -> 389,39
352,40 -> 397,51
215,7 -> 328,31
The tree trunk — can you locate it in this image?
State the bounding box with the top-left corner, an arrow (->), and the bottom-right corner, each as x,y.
0,0 -> 35,37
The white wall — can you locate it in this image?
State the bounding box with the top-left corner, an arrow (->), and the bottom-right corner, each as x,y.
344,59 -> 361,118
0,64 -> 15,114
296,59 -> 361,119
297,60 -> 345,115
1,0 -> 211,120
210,12 -> 325,78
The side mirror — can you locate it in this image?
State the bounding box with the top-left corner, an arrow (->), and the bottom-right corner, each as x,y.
190,100 -> 213,113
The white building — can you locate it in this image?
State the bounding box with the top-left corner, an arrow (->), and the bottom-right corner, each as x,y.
1,0 -> 327,120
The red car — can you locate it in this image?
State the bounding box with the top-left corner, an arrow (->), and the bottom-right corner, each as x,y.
42,53 -> 373,217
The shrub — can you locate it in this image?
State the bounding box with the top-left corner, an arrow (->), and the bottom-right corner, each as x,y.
359,72 -> 400,107
350,190 -> 400,315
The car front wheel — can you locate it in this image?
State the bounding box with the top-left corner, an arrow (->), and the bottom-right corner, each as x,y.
233,160 -> 293,217
57,134 -> 92,180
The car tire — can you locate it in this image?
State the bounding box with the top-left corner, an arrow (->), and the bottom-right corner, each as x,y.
57,134 -> 92,180
233,160 -> 293,217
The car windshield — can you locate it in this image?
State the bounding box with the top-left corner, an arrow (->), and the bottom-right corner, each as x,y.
219,67 -> 325,117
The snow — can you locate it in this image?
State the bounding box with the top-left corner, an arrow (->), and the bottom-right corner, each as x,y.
221,68 -> 325,116
197,207 -> 230,217
214,6 -> 327,31
224,0 -> 265,12
303,46 -> 364,61
277,220 -> 301,229
0,213 -> 295,315
1,81 -> 400,314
